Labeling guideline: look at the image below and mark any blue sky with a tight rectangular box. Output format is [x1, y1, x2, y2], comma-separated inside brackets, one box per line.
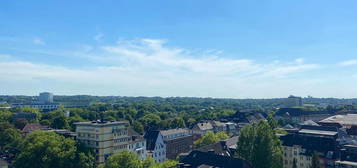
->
[1, 0, 357, 98]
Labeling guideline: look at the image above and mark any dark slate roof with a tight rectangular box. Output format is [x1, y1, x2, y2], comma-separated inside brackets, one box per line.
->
[196, 136, 239, 157]
[280, 126, 339, 158]
[180, 151, 252, 168]
[276, 108, 331, 117]
[144, 130, 160, 150]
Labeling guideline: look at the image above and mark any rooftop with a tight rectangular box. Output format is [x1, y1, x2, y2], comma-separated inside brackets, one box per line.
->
[319, 114, 357, 126]
[299, 129, 337, 136]
[22, 123, 50, 133]
[160, 128, 189, 137]
[195, 122, 213, 131]
[74, 120, 129, 127]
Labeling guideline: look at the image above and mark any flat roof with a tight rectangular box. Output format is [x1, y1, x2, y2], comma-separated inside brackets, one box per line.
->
[299, 129, 337, 136]
[335, 161, 357, 166]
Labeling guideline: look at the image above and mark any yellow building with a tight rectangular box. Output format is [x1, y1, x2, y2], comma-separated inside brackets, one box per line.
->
[75, 120, 131, 164]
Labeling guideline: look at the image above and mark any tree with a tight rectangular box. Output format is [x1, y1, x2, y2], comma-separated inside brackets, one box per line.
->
[169, 117, 185, 128]
[236, 121, 283, 168]
[104, 150, 142, 168]
[194, 131, 229, 148]
[267, 112, 278, 129]
[103, 151, 177, 168]
[51, 115, 69, 129]
[14, 131, 77, 168]
[133, 121, 144, 134]
[0, 109, 12, 122]
[14, 118, 28, 129]
[0, 122, 22, 154]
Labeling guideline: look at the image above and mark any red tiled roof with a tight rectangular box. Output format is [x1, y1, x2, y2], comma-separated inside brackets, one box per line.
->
[21, 123, 49, 133]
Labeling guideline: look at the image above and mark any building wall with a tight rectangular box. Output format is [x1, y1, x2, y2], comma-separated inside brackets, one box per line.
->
[128, 140, 147, 160]
[39, 92, 53, 103]
[165, 135, 193, 160]
[283, 146, 312, 168]
[152, 134, 166, 163]
[76, 122, 130, 164]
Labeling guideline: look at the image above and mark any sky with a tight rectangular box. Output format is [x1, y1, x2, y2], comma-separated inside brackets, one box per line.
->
[1, 0, 357, 98]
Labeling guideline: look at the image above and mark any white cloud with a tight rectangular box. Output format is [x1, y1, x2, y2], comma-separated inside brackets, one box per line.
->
[294, 58, 304, 64]
[0, 38, 324, 98]
[94, 33, 104, 41]
[339, 59, 357, 66]
[33, 37, 45, 45]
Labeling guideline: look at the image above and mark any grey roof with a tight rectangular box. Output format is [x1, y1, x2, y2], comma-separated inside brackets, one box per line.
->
[320, 114, 357, 126]
[299, 129, 338, 136]
[283, 124, 294, 129]
[144, 130, 160, 150]
[299, 120, 319, 126]
[210, 121, 226, 127]
[195, 122, 213, 131]
[160, 128, 189, 136]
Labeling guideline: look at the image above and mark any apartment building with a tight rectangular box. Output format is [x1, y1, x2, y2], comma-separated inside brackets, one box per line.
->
[280, 125, 339, 168]
[75, 120, 132, 164]
[160, 128, 194, 159]
[144, 130, 166, 163]
[127, 128, 147, 160]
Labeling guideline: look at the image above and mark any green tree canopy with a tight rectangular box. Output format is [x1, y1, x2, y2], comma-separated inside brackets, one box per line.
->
[14, 131, 94, 168]
[104, 150, 142, 168]
[194, 131, 229, 148]
[0, 122, 22, 154]
[236, 121, 283, 168]
[103, 151, 178, 168]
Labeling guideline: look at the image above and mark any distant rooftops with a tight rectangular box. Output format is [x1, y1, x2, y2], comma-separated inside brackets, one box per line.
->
[22, 123, 50, 134]
[160, 128, 189, 137]
[74, 120, 129, 126]
[299, 129, 338, 136]
[319, 114, 357, 127]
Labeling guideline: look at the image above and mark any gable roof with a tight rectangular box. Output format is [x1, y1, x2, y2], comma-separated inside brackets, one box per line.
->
[144, 130, 160, 150]
[194, 122, 213, 131]
[21, 123, 49, 133]
[160, 128, 189, 137]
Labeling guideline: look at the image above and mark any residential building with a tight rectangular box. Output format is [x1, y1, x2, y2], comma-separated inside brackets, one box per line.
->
[11, 103, 59, 110]
[75, 120, 131, 164]
[144, 130, 166, 163]
[39, 92, 54, 103]
[192, 121, 240, 136]
[196, 136, 238, 157]
[21, 123, 50, 136]
[160, 128, 194, 159]
[284, 95, 303, 108]
[336, 145, 357, 168]
[210, 121, 227, 132]
[176, 150, 252, 168]
[319, 114, 357, 128]
[276, 107, 333, 123]
[191, 122, 213, 135]
[127, 128, 147, 160]
[280, 125, 340, 168]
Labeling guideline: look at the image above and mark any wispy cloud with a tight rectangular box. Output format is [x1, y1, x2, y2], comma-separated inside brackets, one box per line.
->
[0, 38, 323, 97]
[94, 33, 104, 41]
[339, 59, 357, 66]
[33, 37, 45, 45]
